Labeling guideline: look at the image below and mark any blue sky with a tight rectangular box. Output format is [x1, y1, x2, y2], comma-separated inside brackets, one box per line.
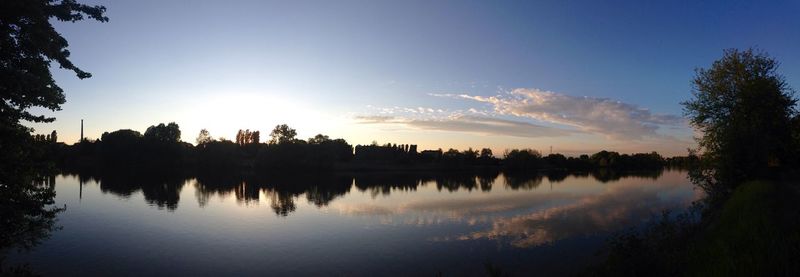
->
[28, 0, 800, 156]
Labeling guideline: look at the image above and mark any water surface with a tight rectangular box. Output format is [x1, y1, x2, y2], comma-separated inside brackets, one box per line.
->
[8, 170, 700, 276]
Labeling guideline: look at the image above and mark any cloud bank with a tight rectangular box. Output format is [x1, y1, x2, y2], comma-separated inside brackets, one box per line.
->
[355, 114, 573, 138]
[459, 88, 684, 140]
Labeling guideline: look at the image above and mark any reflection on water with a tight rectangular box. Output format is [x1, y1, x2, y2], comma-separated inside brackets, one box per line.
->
[9, 170, 700, 276]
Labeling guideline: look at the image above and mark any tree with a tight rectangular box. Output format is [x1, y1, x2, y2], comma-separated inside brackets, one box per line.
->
[480, 148, 493, 158]
[682, 48, 797, 200]
[235, 130, 244, 145]
[243, 129, 252, 145]
[196, 129, 213, 145]
[308, 134, 330, 144]
[50, 130, 57, 143]
[235, 129, 260, 145]
[1, 0, 108, 127]
[1, 3, 107, 238]
[269, 124, 297, 144]
[251, 131, 260, 144]
[462, 147, 478, 159]
[144, 122, 181, 143]
[503, 148, 543, 170]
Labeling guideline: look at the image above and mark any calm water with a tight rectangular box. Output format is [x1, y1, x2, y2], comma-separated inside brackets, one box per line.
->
[8, 170, 700, 276]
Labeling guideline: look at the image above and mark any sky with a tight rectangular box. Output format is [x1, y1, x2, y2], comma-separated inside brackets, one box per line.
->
[26, 0, 800, 156]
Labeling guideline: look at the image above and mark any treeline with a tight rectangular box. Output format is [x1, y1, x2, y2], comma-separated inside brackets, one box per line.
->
[41, 122, 690, 172]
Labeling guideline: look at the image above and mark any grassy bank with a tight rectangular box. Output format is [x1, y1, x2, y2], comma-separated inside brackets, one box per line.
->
[688, 181, 800, 276]
[590, 181, 800, 276]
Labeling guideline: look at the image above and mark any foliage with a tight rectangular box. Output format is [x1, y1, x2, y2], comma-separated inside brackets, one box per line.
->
[1, 2, 105, 272]
[196, 129, 213, 145]
[144, 122, 181, 143]
[55, 123, 673, 172]
[0, 0, 107, 125]
[479, 148, 493, 158]
[591, 49, 800, 276]
[682, 48, 798, 200]
[0, 129, 63, 275]
[269, 124, 297, 144]
[0, 175, 63, 251]
[308, 134, 330, 144]
[99, 129, 142, 164]
[235, 129, 260, 145]
[196, 140, 239, 170]
[256, 137, 353, 170]
[503, 148, 543, 170]
[85, 123, 188, 168]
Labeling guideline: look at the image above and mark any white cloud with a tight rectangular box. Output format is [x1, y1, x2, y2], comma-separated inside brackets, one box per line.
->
[460, 88, 684, 140]
[355, 114, 573, 138]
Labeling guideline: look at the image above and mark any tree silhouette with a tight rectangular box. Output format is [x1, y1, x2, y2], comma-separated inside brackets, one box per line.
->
[269, 124, 297, 144]
[480, 148, 493, 158]
[251, 131, 260, 144]
[235, 129, 260, 145]
[1, 5, 107, 254]
[144, 122, 181, 143]
[682, 48, 798, 200]
[196, 129, 213, 145]
[0, 0, 107, 127]
[503, 148, 543, 170]
[244, 129, 252, 145]
[308, 134, 330, 144]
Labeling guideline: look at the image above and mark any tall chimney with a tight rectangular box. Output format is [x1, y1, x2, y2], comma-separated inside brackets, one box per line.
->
[80, 119, 84, 142]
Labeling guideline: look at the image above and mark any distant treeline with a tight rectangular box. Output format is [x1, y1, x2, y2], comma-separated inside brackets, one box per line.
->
[35, 123, 696, 172]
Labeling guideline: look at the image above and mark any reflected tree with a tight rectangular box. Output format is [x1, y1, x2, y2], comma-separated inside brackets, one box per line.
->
[504, 172, 544, 190]
[477, 170, 500, 192]
[268, 191, 297, 217]
[0, 176, 63, 250]
[74, 169, 188, 211]
[546, 170, 568, 183]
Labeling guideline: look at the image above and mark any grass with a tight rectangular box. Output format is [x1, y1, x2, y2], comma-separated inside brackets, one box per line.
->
[688, 181, 800, 276]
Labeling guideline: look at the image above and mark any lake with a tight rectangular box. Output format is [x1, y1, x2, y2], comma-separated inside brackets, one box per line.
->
[7, 170, 700, 276]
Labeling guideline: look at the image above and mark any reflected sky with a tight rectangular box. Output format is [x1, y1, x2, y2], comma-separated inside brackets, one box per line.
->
[9, 170, 700, 276]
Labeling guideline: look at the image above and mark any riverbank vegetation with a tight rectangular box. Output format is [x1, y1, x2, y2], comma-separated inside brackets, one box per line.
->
[588, 48, 800, 276]
[35, 122, 690, 173]
[0, 1, 108, 275]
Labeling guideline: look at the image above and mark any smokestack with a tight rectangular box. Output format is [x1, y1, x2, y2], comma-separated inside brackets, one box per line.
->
[80, 119, 84, 142]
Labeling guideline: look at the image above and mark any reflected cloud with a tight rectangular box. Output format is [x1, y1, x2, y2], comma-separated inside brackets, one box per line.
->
[454, 177, 700, 247]
[326, 170, 698, 249]
[63, 167, 696, 245]
[334, 190, 578, 218]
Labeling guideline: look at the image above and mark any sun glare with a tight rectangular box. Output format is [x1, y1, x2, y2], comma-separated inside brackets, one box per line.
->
[175, 92, 336, 142]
